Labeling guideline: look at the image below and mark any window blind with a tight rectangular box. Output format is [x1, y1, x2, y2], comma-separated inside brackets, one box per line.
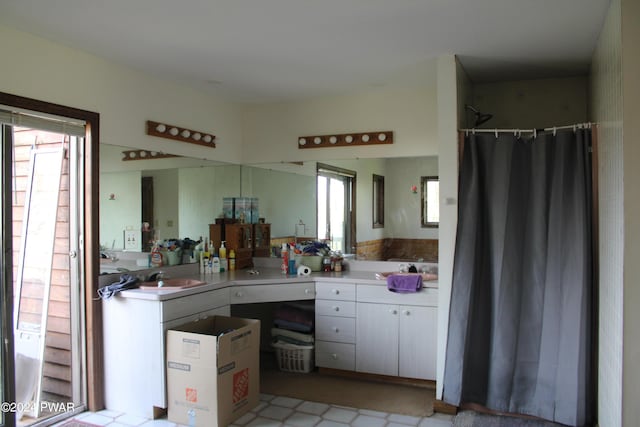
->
[0, 107, 86, 137]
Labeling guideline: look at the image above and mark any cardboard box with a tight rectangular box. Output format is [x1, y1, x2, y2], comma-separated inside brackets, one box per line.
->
[167, 316, 260, 427]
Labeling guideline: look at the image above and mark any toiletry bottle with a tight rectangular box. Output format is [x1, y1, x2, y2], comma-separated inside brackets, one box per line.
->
[150, 241, 163, 267]
[219, 241, 227, 272]
[229, 249, 236, 271]
[288, 245, 297, 275]
[212, 256, 220, 273]
[281, 243, 289, 274]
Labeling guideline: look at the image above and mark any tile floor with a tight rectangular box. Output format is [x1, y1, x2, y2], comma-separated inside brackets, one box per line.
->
[54, 393, 454, 427]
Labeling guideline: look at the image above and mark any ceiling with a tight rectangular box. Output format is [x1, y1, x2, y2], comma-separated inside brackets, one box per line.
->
[0, 0, 610, 104]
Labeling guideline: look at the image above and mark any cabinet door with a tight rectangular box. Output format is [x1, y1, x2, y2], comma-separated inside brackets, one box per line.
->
[252, 223, 271, 256]
[356, 302, 399, 376]
[398, 305, 437, 380]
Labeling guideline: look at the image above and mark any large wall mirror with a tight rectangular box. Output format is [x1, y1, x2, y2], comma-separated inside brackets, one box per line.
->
[99, 144, 438, 270]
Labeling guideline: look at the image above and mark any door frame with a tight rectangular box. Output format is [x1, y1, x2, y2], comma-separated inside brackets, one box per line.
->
[0, 92, 102, 412]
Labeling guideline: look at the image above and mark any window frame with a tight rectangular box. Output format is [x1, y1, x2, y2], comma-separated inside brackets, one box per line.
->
[421, 175, 439, 228]
[372, 174, 384, 228]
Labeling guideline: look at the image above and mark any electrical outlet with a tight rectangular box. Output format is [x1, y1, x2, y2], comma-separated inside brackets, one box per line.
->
[124, 230, 140, 250]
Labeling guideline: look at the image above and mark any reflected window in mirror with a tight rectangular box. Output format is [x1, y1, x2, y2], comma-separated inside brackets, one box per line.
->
[372, 174, 384, 228]
[421, 176, 439, 228]
[317, 163, 356, 253]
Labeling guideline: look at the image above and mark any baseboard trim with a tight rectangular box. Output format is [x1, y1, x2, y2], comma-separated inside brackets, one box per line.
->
[433, 399, 458, 415]
[317, 367, 436, 389]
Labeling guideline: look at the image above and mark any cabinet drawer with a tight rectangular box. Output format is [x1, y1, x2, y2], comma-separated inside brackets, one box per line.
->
[357, 284, 438, 306]
[315, 282, 356, 301]
[316, 315, 356, 343]
[161, 288, 230, 322]
[316, 341, 355, 371]
[230, 283, 315, 304]
[315, 300, 356, 317]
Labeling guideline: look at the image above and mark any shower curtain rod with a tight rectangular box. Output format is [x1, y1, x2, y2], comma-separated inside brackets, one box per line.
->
[460, 122, 594, 136]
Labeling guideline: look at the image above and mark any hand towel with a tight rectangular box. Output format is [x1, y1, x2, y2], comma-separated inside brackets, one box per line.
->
[387, 274, 423, 293]
[98, 274, 140, 299]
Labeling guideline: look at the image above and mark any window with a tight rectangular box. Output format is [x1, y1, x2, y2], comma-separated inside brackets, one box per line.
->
[317, 163, 356, 253]
[372, 174, 384, 228]
[421, 176, 439, 227]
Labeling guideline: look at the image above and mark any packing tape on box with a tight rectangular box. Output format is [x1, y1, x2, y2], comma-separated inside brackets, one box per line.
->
[297, 265, 311, 276]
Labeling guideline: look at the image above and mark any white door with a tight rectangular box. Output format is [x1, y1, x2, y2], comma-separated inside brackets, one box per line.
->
[355, 303, 398, 376]
[398, 305, 437, 380]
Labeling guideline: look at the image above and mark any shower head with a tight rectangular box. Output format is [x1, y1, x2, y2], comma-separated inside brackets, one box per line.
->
[466, 104, 493, 127]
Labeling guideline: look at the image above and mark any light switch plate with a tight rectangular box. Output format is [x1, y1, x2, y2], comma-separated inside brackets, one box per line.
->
[124, 230, 140, 251]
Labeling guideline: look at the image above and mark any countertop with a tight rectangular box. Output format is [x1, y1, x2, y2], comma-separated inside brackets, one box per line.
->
[106, 267, 438, 301]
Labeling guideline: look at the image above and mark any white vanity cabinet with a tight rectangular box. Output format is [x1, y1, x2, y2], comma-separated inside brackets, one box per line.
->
[229, 282, 315, 304]
[355, 285, 437, 380]
[102, 288, 230, 418]
[314, 281, 357, 370]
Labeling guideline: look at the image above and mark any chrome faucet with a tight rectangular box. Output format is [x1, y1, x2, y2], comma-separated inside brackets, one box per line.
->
[147, 271, 167, 282]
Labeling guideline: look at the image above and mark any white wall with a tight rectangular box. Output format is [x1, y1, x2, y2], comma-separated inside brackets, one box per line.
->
[1, 25, 244, 163]
[241, 60, 439, 164]
[386, 157, 438, 240]
[99, 171, 141, 250]
[590, 1, 623, 425]
[472, 77, 589, 129]
[435, 55, 462, 399]
[178, 165, 242, 241]
[621, 0, 640, 425]
[242, 167, 316, 238]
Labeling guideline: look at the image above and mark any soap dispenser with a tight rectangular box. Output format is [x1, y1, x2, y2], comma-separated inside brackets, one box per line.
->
[219, 241, 227, 272]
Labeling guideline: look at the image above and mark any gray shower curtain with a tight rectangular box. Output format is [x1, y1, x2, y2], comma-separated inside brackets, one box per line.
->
[443, 128, 593, 426]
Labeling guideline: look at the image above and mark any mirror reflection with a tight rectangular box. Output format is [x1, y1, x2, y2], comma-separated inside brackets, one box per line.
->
[99, 144, 438, 271]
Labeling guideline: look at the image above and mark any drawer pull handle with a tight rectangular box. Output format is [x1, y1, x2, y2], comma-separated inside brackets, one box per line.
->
[332, 353, 338, 360]
[333, 306, 340, 312]
[332, 289, 340, 295]
[390, 309, 397, 315]
[403, 310, 411, 316]
[305, 289, 313, 294]
[333, 327, 339, 333]
[235, 291, 243, 297]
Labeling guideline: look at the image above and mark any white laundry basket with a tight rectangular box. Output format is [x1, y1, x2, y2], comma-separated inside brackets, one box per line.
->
[272, 341, 315, 373]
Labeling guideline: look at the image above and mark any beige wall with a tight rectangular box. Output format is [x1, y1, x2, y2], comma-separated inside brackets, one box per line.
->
[621, 0, 640, 425]
[241, 60, 439, 165]
[590, 0, 623, 425]
[1, 25, 244, 163]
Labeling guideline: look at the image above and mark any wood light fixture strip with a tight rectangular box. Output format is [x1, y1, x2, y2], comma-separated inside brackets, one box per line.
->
[146, 120, 216, 148]
[298, 131, 393, 149]
[121, 149, 181, 161]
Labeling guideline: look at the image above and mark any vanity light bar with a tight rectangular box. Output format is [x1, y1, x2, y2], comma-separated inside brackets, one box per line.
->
[146, 120, 216, 148]
[121, 150, 181, 161]
[297, 131, 393, 149]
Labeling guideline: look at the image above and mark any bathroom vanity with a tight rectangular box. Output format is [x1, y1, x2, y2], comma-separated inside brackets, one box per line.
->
[101, 264, 438, 418]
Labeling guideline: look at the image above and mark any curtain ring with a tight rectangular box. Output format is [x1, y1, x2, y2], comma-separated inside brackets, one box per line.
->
[533, 129, 537, 139]
[495, 129, 498, 139]
[553, 127, 557, 137]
